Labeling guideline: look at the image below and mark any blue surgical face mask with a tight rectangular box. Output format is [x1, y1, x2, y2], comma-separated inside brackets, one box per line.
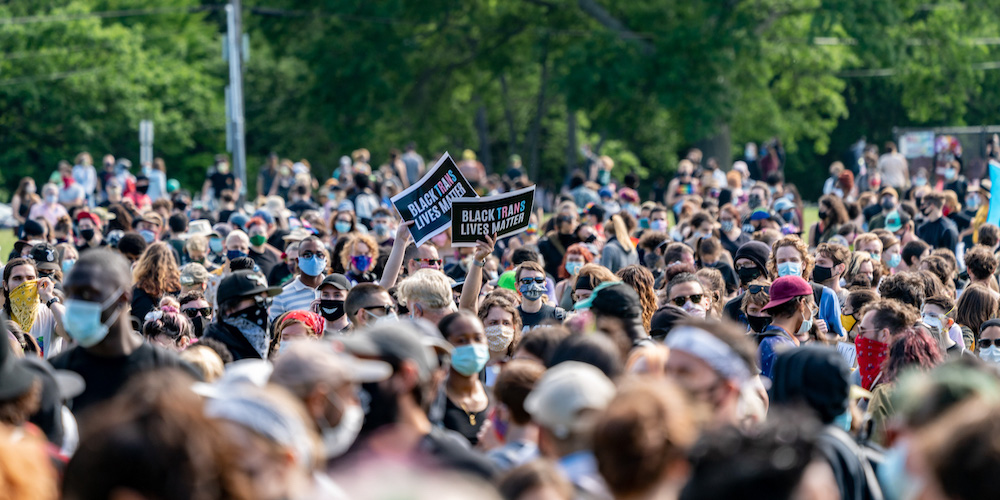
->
[888, 253, 901, 269]
[777, 261, 801, 277]
[139, 229, 156, 244]
[210, 238, 223, 254]
[61, 259, 76, 274]
[450, 344, 490, 376]
[373, 224, 390, 237]
[298, 255, 327, 276]
[565, 262, 583, 276]
[63, 288, 124, 348]
[226, 249, 247, 261]
[650, 220, 668, 232]
[335, 221, 352, 234]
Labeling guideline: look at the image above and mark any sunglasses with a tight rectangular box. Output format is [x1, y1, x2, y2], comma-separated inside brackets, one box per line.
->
[363, 304, 396, 316]
[184, 307, 211, 318]
[416, 258, 443, 266]
[747, 285, 770, 294]
[519, 277, 546, 285]
[671, 294, 703, 307]
[255, 295, 273, 307]
[981, 339, 1000, 349]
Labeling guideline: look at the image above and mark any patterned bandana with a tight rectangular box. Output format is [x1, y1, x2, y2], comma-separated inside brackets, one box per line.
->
[280, 310, 325, 337]
[222, 304, 271, 359]
[9, 280, 39, 334]
[856, 335, 888, 391]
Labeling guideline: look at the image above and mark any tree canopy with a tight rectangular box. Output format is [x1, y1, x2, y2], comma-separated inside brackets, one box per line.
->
[2, 0, 999, 200]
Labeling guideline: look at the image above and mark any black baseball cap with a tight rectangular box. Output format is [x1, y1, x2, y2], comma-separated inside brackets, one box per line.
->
[650, 304, 688, 340]
[217, 270, 283, 305]
[575, 281, 643, 320]
[30, 242, 59, 271]
[320, 273, 351, 291]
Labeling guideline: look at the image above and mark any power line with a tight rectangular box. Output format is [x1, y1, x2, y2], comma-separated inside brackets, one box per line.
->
[0, 5, 223, 26]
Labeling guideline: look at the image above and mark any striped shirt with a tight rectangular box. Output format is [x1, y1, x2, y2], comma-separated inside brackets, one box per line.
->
[269, 276, 321, 321]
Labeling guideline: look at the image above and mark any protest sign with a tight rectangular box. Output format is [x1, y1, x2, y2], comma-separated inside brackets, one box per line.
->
[837, 341, 857, 368]
[391, 152, 478, 247]
[451, 186, 535, 247]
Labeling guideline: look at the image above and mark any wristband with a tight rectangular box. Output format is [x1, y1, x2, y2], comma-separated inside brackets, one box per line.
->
[473, 259, 487, 268]
[45, 297, 61, 307]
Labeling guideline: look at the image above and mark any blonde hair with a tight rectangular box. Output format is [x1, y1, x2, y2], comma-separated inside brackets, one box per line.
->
[397, 269, 453, 309]
[339, 233, 380, 271]
[179, 345, 225, 382]
[185, 234, 208, 254]
[608, 214, 636, 253]
[624, 345, 671, 376]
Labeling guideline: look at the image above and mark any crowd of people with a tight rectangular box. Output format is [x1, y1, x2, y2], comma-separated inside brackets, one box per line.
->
[2, 141, 1000, 500]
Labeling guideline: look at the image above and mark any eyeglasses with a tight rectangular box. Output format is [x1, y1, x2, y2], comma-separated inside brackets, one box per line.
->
[299, 251, 323, 259]
[363, 304, 396, 316]
[748, 285, 770, 294]
[519, 277, 546, 285]
[184, 307, 211, 318]
[416, 258, 443, 266]
[981, 339, 1000, 349]
[671, 294, 703, 307]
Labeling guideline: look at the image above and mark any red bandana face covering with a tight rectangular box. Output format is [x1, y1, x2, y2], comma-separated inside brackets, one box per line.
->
[856, 335, 888, 390]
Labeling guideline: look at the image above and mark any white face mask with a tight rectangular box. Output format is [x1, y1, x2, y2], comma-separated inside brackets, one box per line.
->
[922, 314, 943, 336]
[683, 300, 707, 318]
[321, 396, 364, 459]
[980, 345, 1000, 364]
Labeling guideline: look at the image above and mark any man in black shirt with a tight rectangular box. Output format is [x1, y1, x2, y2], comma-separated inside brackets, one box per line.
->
[916, 192, 958, 251]
[49, 249, 193, 415]
[516, 261, 566, 332]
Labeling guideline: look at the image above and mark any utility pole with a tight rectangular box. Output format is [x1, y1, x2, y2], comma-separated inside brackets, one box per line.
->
[225, 0, 247, 198]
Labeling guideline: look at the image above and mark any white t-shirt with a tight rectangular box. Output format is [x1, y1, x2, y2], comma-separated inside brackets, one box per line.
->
[28, 306, 65, 358]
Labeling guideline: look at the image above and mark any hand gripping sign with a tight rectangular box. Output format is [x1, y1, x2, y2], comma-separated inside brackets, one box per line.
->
[450, 186, 535, 247]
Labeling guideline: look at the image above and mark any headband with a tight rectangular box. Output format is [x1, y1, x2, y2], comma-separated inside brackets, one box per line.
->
[665, 326, 752, 384]
[575, 275, 594, 291]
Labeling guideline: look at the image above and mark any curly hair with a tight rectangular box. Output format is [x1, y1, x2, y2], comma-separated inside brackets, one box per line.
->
[920, 255, 954, 293]
[878, 272, 926, 307]
[339, 233, 380, 272]
[132, 242, 180, 298]
[478, 294, 523, 356]
[844, 251, 878, 288]
[816, 242, 851, 267]
[964, 245, 998, 281]
[819, 195, 849, 225]
[767, 235, 814, 279]
[617, 265, 657, 331]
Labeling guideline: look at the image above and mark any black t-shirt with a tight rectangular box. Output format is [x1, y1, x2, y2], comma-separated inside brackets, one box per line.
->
[442, 397, 487, 446]
[519, 304, 566, 333]
[916, 217, 959, 250]
[249, 248, 280, 278]
[49, 341, 194, 415]
[209, 171, 236, 195]
[268, 262, 294, 287]
[268, 229, 289, 252]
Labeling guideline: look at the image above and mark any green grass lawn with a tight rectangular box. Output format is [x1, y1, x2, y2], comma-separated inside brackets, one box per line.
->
[802, 205, 819, 243]
[0, 229, 18, 261]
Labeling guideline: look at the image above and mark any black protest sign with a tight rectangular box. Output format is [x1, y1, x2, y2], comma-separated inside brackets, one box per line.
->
[391, 152, 478, 246]
[451, 186, 535, 247]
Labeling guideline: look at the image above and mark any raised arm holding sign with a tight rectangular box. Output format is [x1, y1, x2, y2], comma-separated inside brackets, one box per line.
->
[390, 152, 478, 247]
